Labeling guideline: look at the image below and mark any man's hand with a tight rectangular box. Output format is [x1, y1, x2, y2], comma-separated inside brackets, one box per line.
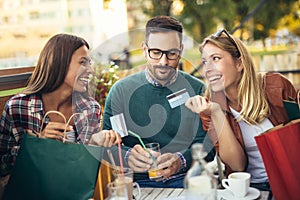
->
[128, 144, 153, 172]
[155, 153, 182, 180]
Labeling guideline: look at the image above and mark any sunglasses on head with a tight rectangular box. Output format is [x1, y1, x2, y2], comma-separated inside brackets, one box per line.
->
[211, 29, 241, 57]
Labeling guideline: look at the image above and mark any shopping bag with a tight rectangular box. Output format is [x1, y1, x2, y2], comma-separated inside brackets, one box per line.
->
[3, 133, 103, 200]
[283, 100, 300, 120]
[255, 119, 300, 200]
[3, 111, 104, 200]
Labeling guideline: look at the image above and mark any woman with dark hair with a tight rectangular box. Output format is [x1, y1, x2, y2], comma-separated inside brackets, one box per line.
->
[185, 29, 297, 191]
[0, 33, 120, 177]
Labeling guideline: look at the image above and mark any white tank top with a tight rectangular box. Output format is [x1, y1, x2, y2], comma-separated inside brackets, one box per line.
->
[230, 107, 274, 183]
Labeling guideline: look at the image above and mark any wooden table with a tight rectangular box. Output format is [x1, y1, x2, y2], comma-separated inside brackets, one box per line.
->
[134, 187, 270, 200]
[134, 188, 184, 199]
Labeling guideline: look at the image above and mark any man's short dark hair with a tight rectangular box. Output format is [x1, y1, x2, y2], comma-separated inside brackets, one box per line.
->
[145, 16, 183, 43]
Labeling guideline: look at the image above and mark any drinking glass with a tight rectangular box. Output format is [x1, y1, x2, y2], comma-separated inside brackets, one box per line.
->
[106, 182, 128, 200]
[145, 142, 162, 180]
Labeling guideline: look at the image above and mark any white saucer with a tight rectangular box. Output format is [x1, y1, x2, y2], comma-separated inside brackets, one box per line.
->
[217, 187, 260, 200]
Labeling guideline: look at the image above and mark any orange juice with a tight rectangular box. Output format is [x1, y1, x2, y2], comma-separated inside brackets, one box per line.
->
[148, 168, 162, 180]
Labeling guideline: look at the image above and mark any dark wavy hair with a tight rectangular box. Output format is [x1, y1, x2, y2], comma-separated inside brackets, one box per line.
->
[23, 33, 89, 95]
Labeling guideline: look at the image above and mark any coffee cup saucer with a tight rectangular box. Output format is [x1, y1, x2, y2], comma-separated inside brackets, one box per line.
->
[217, 187, 260, 200]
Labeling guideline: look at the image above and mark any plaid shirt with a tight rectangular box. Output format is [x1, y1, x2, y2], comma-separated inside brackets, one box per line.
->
[0, 92, 101, 176]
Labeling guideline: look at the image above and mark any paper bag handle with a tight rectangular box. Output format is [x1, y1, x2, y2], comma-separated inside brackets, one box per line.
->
[39, 111, 89, 144]
[39, 111, 67, 137]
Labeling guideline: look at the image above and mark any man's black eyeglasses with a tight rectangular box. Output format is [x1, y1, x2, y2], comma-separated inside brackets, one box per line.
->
[212, 29, 241, 57]
[146, 44, 181, 60]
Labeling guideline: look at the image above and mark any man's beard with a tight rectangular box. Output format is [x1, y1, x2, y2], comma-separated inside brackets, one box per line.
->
[148, 64, 177, 82]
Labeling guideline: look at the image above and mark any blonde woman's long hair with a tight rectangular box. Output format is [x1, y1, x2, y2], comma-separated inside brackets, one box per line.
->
[200, 31, 270, 124]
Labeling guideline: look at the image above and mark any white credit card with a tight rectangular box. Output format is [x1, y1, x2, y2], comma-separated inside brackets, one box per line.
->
[110, 113, 128, 137]
[166, 88, 190, 109]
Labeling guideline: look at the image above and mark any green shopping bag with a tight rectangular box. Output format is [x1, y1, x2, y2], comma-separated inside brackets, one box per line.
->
[3, 133, 103, 200]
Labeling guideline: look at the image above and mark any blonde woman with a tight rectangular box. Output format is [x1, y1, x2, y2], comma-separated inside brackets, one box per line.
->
[185, 29, 297, 191]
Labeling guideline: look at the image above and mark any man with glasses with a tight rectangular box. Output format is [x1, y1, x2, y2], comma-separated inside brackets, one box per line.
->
[102, 16, 214, 188]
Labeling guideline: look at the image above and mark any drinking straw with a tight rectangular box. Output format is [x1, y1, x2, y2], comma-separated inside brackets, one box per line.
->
[106, 149, 119, 178]
[117, 140, 125, 177]
[128, 130, 157, 168]
[128, 130, 147, 149]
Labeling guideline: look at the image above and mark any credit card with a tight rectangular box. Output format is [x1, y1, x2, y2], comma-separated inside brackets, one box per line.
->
[110, 113, 128, 137]
[167, 88, 190, 109]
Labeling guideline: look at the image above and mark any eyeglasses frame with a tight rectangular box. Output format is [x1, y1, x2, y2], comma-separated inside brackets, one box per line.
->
[145, 43, 182, 60]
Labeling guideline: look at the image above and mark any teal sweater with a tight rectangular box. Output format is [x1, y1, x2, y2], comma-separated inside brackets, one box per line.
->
[103, 70, 214, 180]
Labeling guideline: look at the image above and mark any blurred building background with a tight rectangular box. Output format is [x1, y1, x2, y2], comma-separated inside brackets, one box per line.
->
[0, 0, 130, 68]
[0, 0, 299, 74]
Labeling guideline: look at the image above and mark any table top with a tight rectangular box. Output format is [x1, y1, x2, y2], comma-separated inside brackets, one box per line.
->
[137, 188, 184, 199]
[134, 187, 270, 200]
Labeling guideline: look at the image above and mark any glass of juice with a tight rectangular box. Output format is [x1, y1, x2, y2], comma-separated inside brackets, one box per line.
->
[145, 142, 162, 180]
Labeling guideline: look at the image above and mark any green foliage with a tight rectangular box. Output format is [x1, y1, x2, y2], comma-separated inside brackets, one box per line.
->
[278, 1, 300, 36]
[91, 63, 119, 106]
[178, 0, 237, 42]
[128, 0, 173, 16]
[128, 0, 298, 43]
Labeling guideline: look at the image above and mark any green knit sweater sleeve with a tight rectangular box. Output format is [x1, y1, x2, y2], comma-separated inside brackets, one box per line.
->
[102, 71, 214, 174]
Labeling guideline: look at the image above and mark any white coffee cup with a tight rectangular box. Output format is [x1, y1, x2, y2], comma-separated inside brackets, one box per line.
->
[221, 172, 251, 198]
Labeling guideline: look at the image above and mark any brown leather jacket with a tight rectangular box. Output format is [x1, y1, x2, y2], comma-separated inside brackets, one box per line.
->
[201, 73, 298, 176]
